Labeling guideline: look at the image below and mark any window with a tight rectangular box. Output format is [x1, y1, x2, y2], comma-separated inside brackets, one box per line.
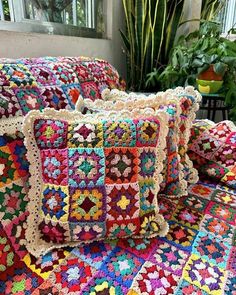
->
[0, 0, 106, 38]
[220, 0, 236, 34]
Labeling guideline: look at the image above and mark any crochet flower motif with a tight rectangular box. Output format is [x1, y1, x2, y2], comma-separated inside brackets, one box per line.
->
[105, 148, 138, 184]
[136, 118, 160, 147]
[183, 256, 224, 294]
[39, 221, 67, 244]
[106, 184, 139, 220]
[103, 119, 136, 147]
[68, 122, 103, 148]
[139, 149, 156, 178]
[68, 148, 105, 188]
[5, 274, 34, 295]
[3, 191, 21, 214]
[42, 186, 68, 221]
[34, 119, 68, 149]
[69, 187, 105, 222]
[41, 149, 68, 186]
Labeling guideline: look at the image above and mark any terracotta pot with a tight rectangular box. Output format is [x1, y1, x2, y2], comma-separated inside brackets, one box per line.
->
[198, 65, 223, 81]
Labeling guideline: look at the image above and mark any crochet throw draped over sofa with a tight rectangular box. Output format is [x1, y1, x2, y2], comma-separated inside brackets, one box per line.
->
[0, 56, 235, 295]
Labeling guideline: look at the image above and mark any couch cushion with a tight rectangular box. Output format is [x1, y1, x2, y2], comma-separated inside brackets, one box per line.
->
[22, 107, 169, 257]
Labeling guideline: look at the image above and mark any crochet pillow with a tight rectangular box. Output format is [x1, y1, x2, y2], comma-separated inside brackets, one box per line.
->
[23, 108, 169, 257]
[189, 120, 236, 189]
[76, 86, 202, 197]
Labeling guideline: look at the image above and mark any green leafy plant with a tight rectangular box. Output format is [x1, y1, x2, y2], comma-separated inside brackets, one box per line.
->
[201, 0, 226, 21]
[150, 21, 236, 120]
[120, 0, 185, 91]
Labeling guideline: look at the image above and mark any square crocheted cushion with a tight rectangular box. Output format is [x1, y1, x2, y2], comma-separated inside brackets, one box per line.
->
[189, 120, 236, 189]
[23, 108, 169, 257]
[76, 86, 202, 198]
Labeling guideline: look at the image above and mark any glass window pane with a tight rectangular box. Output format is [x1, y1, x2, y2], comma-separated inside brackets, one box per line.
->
[1, 0, 11, 21]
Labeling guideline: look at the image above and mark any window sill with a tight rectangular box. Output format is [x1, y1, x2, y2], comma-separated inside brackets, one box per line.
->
[0, 20, 104, 39]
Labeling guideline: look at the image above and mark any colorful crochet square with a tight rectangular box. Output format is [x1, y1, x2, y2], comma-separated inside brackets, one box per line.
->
[0, 64, 36, 87]
[164, 221, 197, 251]
[0, 181, 28, 226]
[0, 87, 23, 118]
[200, 214, 234, 244]
[171, 205, 203, 230]
[67, 122, 103, 148]
[0, 261, 43, 295]
[15, 88, 46, 115]
[23, 108, 168, 257]
[130, 261, 179, 294]
[48, 257, 96, 294]
[206, 201, 236, 225]
[79, 86, 201, 197]
[183, 254, 225, 295]
[192, 232, 231, 268]
[72, 241, 114, 269]
[149, 240, 190, 275]
[189, 120, 236, 189]
[100, 247, 144, 288]
[68, 148, 105, 188]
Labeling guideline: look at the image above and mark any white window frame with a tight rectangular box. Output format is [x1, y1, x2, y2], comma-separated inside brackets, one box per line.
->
[221, 0, 236, 34]
[0, 0, 107, 38]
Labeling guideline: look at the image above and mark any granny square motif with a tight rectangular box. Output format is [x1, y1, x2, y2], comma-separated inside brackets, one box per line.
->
[23, 108, 169, 257]
[77, 86, 202, 197]
[189, 120, 236, 189]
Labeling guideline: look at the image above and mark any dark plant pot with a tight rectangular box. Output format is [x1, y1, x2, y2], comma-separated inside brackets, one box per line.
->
[198, 65, 223, 81]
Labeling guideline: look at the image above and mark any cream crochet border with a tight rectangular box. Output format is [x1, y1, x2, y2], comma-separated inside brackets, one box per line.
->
[76, 86, 201, 187]
[23, 107, 169, 257]
[0, 116, 23, 135]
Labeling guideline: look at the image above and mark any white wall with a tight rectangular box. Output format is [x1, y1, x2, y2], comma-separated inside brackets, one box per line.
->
[0, 1, 126, 77]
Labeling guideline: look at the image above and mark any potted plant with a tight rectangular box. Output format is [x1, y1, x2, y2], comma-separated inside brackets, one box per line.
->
[147, 21, 236, 120]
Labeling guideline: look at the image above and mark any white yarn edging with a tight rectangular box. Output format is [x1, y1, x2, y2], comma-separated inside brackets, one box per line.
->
[0, 116, 23, 135]
[23, 107, 169, 257]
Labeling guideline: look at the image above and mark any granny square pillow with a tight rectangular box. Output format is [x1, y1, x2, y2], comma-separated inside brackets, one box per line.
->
[23, 108, 169, 257]
[189, 120, 236, 189]
[76, 86, 202, 197]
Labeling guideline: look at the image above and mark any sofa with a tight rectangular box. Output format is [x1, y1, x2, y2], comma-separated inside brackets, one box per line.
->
[0, 57, 235, 295]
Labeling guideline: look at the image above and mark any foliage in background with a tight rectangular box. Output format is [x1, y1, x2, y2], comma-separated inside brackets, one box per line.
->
[155, 21, 236, 121]
[201, 0, 226, 21]
[120, 0, 185, 91]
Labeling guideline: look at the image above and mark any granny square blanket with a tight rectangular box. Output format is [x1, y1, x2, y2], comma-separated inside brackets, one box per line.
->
[0, 178, 235, 294]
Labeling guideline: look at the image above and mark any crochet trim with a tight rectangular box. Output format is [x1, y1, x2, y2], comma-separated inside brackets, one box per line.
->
[0, 116, 23, 135]
[23, 108, 169, 257]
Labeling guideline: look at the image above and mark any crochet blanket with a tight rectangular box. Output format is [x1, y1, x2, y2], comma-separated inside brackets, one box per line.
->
[0, 178, 235, 295]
